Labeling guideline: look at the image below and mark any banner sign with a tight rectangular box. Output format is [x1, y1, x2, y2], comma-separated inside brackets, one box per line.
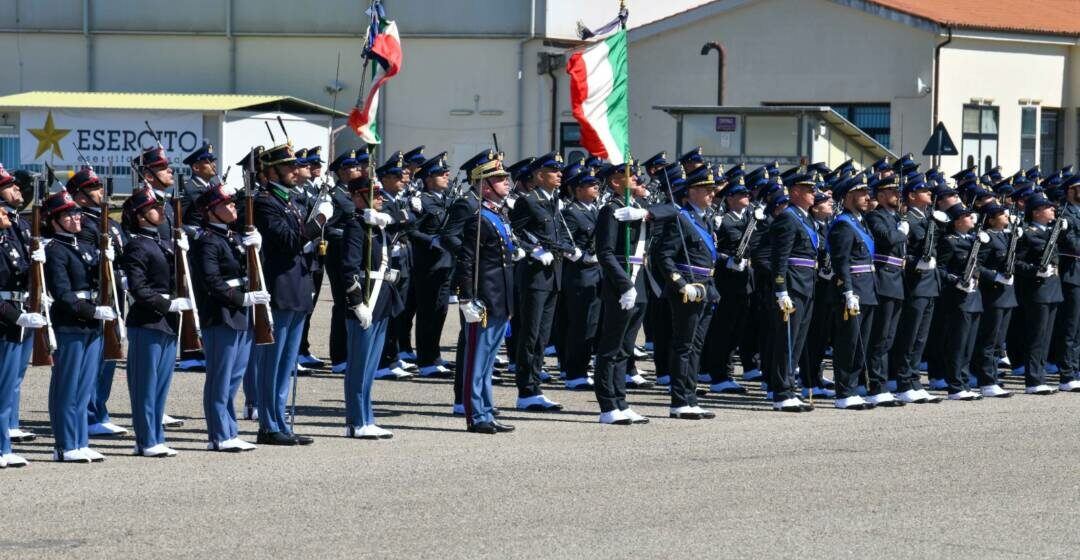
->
[20, 109, 203, 167]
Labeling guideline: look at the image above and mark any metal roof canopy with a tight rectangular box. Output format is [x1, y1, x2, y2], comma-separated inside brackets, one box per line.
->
[653, 105, 896, 161]
[0, 91, 347, 116]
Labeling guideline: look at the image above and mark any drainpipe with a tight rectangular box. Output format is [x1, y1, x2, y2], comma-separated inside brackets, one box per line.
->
[227, 0, 236, 93]
[515, 0, 536, 157]
[932, 27, 952, 167]
[700, 42, 725, 105]
[547, 66, 557, 151]
[84, 0, 94, 91]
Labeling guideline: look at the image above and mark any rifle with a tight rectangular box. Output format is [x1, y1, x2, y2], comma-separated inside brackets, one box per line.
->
[243, 150, 275, 345]
[173, 176, 202, 352]
[101, 177, 125, 360]
[29, 177, 54, 366]
[1038, 216, 1064, 272]
[961, 216, 989, 286]
[734, 203, 766, 261]
[1003, 213, 1021, 278]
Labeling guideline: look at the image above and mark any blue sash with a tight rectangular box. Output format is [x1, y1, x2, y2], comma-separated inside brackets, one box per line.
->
[830, 212, 875, 257]
[481, 208, 514, 252]
[785, 207, 819, 250]
[680, 207, 717, 261]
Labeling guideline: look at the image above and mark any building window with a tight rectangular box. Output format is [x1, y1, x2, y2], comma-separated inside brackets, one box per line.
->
[1040, 108, 1062, 171]
[961, 105, 998, 174]
[1020, 107, 1037, 170]
[830, 104, 891, 149]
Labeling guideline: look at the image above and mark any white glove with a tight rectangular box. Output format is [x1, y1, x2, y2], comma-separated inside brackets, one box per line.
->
[42, 292, 54, 307]
[93, 306, 117, 321]
[30, 245, 46, 263]
[410, 196, 422, 213]
[916, 257, 936, 271]
[314, 200, 334, 223]
[726, 257, 747, 271]
[618, 287, 637, 310]
[679, 283, 705, 303]
[242, 290, 271, 307]
[168, 297, 193, 312]
[176, 231, 190, 253]
[351, 303, 373, 329]
[531, 249, 554, 266]
[776, 291, 795, 314]
[362, 209, 393, 228]
[242, 230, 262, 249]
[568, 247, 583, 262]
[817, 268, 835, 280]
[15, 313, 46, 329]
[994, 273, 1014, 286]
[1061, 219, 1070, 231]
[843, 291, 860, 314]
[897, 221, 910, 236]
[103, 245, 115, 262]
[582, 253, 598, 264]
[713, 215, 724, 230]
[614, 207, 649, 222]
[1037, 265, 1057, 279]
[461, 300, 485, 324]
[512, 248, 526, 261]
[302, 241, 315, 254]
[955, 279, 977, 293]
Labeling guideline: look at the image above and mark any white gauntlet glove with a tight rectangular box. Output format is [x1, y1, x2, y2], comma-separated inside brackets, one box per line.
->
[679, 283, 705, 303]
[93, 306, 117, 321]
[16, 313, 46, 329]
[776, 291, 795, 314]
[362, 209, 393, 228]
[168, 298, 193, 312]
[916, 257, 936, 271]
[531, 249, 554, 266]
[897, 221, 910, 236]
[994, 273, 1014, 286]
[955, 279, 977, 293]
[726, 257, 747, 272]
[618, 287, 637, 310]
[103, 245, 115, 262]
[314, 199, 334, 223]
[351, 303, 373, 329]
[410, 196, 422, 213]
[843, 291, 860, 314]
[242, 230, 263, 249]
[460, 300, 486, 324]
[1037, 265, 1057, 279]
[176, 232, 190, 253]
[613, 207, 649, 222]
[30, 245, 46, 263]
[243, 290, 271, 307]
[568, 247, 583, 262]
[512, 248, 526, 262]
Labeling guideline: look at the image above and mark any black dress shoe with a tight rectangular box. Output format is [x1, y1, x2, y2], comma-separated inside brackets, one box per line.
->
[492, 407, 501, 417]
[876, 399, 906, 407]
[669, 411, 703, 420]
[491, 420, 515, 433]
[10, 433, 35, 443]
[698, 408, 716, 419]
[257, 430, 298, 446]
[467, 422, 497, 434]
[290, 433, 314, 445]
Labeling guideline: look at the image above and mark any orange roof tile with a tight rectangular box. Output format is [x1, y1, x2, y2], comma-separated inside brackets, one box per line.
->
[869, 0, 1080, 36]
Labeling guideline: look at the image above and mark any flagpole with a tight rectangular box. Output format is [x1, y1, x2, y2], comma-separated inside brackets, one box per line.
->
[358, 0, 377, 301]
[620, 0, 631, 276]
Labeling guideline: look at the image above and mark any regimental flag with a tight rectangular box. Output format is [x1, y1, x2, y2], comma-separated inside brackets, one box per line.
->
[567, 29, 629, 166]
[348, 3, 402, 144]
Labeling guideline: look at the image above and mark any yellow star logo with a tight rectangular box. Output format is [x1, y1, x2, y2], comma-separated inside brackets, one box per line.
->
[27, 111, 71, 160]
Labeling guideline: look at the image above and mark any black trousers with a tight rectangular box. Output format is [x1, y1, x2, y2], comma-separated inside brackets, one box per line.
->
[867, 296, 902, 394]
[802, 282, 834, 390]
[941, 307, 979, 393]
[889, 296, 934, 392]
[380, 276, 412, 368]
[768, 289, 814, 401]
[972, 306, 1012, 387]
[1024, 303, 1058, 387]
[594, 299, 645, 412]
[561, 283, 601, 379]
[1005, 302, 1027, 372]
[324, 255, 348, 366]
[414, 267, 452, 366]
[650, 293, 671, 378]
[832, 304, 875, 399]
[396, 278, 417, 355]
[1053, 283, 1080, 381]
[667, 296, 713, 408]
[515, 286, 557, 397]
[924, 301, 948, 382]
[703, 284, 753, 384]
[753, 268, 776, 386]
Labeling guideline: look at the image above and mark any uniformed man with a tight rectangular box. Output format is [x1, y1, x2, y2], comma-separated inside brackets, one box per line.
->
[935, 202, 987, 401]
[66, 167, 129, 438]
[1051, 174, 1080, 392]
[0, 165, 45, 468]
[408, 152, 456, 377]
[971, 202, 1016, 398]
[509, 151, 573, 411]
[373, 152, 416, 380]
[43, 190, 115, 462]
[889, 177, 944, 404]
[864, 174, 908, 406]
[677, 147, 705, 175]
[441, 157, 482, 415]
[559, 167, 603, 391]
[828, 175, 881, 409]
[251, 143, 329, 445]
[180, 142, 218, 224]
[190, 184, 266, 451]
[655, 164, 720, 419]
[324, 149, 365, 374]
[235, 147, 265, 421]
[296, 146, 329, 371]
[340, 176, 402, 439]
[1016, 194, 1065, 395]
[799, 190, 837, 398]
[454, 150, 519, 434]
[396, 147, 426, 362]
[402, 145, 426, 196]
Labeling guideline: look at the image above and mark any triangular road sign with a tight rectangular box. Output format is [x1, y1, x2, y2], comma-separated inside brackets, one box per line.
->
[922, 122, 958, 156]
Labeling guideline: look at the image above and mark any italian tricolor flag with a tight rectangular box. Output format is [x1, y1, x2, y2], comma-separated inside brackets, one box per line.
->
[348, 18, 402, 144]
[567, 29, 629, 165]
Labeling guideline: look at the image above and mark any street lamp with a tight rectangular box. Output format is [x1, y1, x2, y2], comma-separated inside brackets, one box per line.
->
[700, 41, 725, 106]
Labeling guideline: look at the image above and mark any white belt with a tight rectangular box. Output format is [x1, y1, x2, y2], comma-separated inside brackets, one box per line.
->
[358, 269, 400, 283]
[0, 291, 27, 302]
[225, 277, 248, 288]
[74, 290, 100, 300]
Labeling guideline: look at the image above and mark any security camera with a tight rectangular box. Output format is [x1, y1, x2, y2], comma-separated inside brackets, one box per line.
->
[325, 80, 346, 94]
[916, 77, 931, 95]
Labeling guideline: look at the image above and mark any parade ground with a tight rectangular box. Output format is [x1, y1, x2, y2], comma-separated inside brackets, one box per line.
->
[5, 287, 1080, 560]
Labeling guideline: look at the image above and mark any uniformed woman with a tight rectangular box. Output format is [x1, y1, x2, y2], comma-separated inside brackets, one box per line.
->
[340, 177, 402, 439]
[191, 185, 268, 451]
[1015, 194, 1064, 395]
[120, 187, 192, 457]
[0, 165, 45, 468]
[43, 190, 115, 463]
[971, 203, 1016, 398]
[935, 203, 986, 401]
